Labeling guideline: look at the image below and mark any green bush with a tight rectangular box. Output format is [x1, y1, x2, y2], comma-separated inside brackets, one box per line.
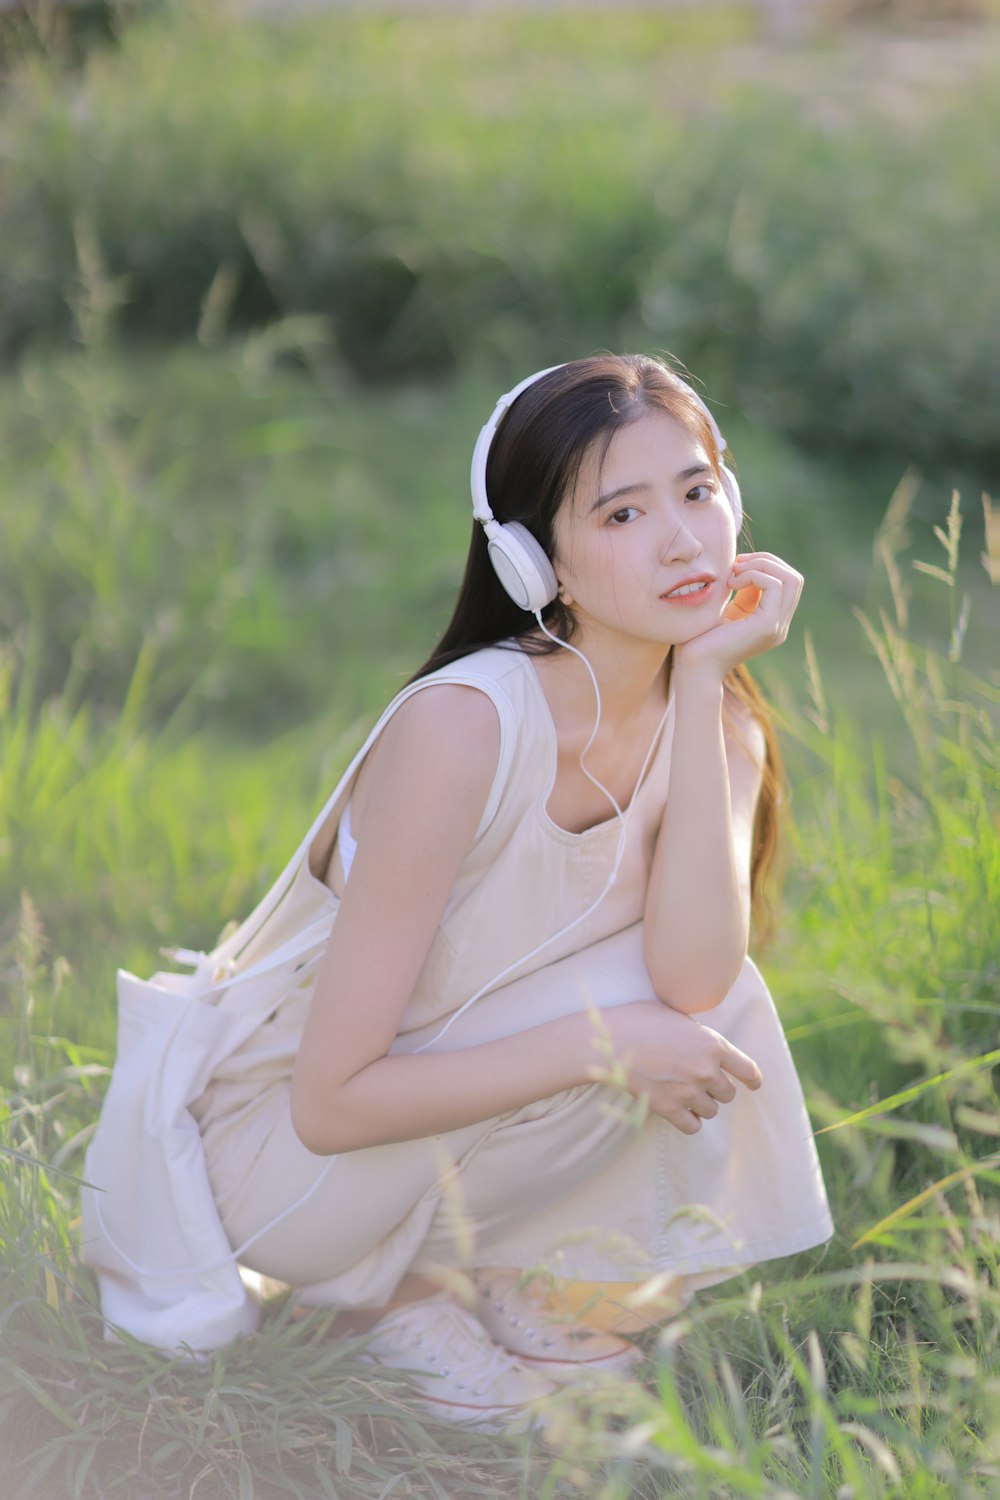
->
[2, 6, 999, 464]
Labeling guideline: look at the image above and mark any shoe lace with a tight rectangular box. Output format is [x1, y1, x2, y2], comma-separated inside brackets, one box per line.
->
[397, 1299, 527, 1395]
[475, 1274, 559, 1341]
[474, 1274, 620, 1352]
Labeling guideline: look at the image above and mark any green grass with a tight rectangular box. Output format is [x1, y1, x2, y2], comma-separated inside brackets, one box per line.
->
[1, 337, 997, 1494]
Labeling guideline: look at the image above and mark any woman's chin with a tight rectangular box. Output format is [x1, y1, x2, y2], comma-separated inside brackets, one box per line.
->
[673, 604, 728, 641]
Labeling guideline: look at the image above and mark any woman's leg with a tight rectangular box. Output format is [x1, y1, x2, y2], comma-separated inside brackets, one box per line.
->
[210, 1076, 648, 1315]
[209, 927, 718, 1328]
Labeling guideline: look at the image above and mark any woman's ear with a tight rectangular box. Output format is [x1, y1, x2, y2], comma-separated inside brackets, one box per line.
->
[557, 581, 574, 608]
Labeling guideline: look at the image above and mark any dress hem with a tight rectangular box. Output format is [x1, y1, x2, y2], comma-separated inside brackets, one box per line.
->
[452, 1213, 835, 1284]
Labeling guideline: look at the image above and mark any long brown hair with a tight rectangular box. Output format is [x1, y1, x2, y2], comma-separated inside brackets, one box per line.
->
[411, 354, 787, 945]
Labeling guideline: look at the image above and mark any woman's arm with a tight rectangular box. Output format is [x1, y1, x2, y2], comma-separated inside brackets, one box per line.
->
[643, 674, 763, 1012]
[292, 682, 509, 1150]
[643, 551, 801, 1012]
[296, 999, 762, 1153]
[291, 683, 761, 1155]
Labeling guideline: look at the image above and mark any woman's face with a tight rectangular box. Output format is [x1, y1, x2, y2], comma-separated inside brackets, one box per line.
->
[551, 407, 738, 651]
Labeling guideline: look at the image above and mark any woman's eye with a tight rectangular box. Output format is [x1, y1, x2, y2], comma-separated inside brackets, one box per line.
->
[608, 505, 640, 525]
[686, 483, 717, 503]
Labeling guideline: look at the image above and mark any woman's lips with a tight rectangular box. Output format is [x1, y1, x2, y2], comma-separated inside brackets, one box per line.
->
[659, 578, 715, 606]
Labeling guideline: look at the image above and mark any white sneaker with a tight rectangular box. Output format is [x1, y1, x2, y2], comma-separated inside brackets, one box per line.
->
[471, 1272, 642, 1383]
[362, 1293, 557, 1429]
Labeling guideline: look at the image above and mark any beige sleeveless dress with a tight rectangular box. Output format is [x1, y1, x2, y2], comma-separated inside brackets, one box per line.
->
[192, 644, 833, 1311]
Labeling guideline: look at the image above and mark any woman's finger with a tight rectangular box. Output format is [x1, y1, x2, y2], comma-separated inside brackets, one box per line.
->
[732, 550, 802, 579]
[725, 570, 799, 635]
[722, 573, 780, 627]
[706, 1074, 738, 1105]
[729, 566, 801, 599]
[717, 1038, 763, 1090]
[731, 556, 803, 598]
[647, 1090, 704, 1135]
[732, 559, 803, 598]
[722, 583, 764, 620]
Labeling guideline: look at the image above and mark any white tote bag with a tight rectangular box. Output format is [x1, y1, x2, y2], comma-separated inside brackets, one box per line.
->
[80, 923, 333, 1352]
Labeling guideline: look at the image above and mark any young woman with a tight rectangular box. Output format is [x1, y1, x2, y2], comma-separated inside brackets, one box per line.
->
[86, 354, 833, 1427]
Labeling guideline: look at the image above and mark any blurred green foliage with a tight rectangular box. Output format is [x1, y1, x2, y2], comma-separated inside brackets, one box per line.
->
[1, 346, 468, 732]
[1, 4, 998, 466]
[3, 342, 991, 741]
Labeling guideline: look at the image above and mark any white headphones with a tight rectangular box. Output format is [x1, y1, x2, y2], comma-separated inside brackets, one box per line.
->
[470, 359, 743, 612]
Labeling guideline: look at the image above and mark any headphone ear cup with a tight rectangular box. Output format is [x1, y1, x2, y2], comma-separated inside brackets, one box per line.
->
[720, 464, 743, 534]
[485, 521, 559, 612]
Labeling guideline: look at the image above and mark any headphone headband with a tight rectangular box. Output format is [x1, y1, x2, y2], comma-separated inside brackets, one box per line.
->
[470, 364, 568, 526]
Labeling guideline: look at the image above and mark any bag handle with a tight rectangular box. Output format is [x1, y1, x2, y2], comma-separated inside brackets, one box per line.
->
[163, 913, 334, 994]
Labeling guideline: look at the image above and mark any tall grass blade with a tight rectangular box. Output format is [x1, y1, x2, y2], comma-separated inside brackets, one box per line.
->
[852, 1152, 1000, 1249]
[817, 1048, 1000, 1134]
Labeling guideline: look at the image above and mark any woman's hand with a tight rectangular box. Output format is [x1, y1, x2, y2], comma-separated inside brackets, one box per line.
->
[673, 550, 804, 682]
[590, 1000, 763, 1136]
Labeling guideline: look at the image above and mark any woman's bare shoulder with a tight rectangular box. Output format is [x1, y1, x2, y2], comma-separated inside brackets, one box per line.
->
[350, 681, 503, 835]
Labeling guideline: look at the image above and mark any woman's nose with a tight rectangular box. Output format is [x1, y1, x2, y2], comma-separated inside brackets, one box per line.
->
[661, 516, 703, 563]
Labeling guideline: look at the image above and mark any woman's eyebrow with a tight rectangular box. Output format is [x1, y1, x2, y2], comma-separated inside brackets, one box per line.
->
[593, 464, 714, 512]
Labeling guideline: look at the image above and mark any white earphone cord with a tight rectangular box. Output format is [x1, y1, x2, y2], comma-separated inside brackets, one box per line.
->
[412, 614, 670, 1052]
[94, 625, 670, 1282]
[93, 1156, 339, 1279]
